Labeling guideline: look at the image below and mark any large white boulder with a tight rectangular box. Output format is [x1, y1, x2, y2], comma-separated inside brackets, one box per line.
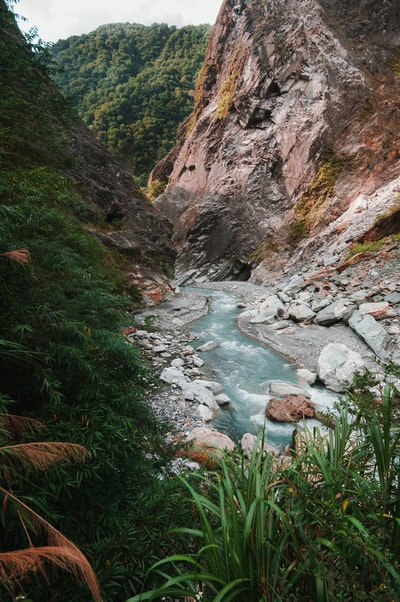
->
[318, 343, 366, 392]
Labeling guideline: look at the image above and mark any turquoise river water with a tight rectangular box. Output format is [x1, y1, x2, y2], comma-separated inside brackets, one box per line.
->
[187, 288, 336, 448]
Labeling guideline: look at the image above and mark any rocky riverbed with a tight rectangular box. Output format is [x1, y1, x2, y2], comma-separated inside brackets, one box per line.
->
[130, 243, 400, 459]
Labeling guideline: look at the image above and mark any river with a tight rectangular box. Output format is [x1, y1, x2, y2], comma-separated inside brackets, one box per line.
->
[187, 288, 336, 448]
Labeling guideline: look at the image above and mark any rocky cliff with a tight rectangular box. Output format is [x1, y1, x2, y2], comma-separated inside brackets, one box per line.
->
[152, 0, 400, 285]
[65, 122, 176, 303]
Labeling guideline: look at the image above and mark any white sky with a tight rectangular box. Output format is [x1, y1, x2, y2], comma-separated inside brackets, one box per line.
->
[15, 0, 223, 43]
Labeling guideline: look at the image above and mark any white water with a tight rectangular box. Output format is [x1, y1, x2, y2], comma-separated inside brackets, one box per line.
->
[187, 288, 337, 448]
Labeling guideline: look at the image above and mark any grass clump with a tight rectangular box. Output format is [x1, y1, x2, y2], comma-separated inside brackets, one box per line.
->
[215, 73, 238, 120]
[289, 153, 344, 245]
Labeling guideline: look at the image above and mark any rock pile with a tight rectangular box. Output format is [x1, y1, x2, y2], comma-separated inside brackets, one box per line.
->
[237, 255, 400, 392]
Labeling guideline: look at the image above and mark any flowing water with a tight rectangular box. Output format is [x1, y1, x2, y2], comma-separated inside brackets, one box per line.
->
[187, 288, 336, 448]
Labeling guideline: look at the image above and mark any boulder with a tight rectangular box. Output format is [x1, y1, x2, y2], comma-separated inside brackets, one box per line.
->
[348, 310, 390, 360]
[269, 381, 309, 398]
[318, 343, 366, 392]
[288, 301, 316, 324]
[187, 427, 235, 458]
[215, 393, 231, 406]
[266, 395, 316, 422]
[193, 379, 224, 394]
[260, 294, 285, 317]
[160, 366, 190, 388]
[313, 298, 356, 326]
[296, 368, 317, 385]
[197, 340, 219, 352]
[283, 274, 306, 296]
[240, 432, 280, 458]
[182, 382, 220, 410]
[358, 301, 390, 320]
[197, 405, 215, 422]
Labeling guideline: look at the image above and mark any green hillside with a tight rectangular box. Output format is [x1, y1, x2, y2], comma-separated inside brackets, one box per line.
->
[52, 23, 211, 186]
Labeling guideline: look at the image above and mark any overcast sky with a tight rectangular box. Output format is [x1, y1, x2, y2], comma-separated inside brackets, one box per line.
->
[15, 0, 223, 43]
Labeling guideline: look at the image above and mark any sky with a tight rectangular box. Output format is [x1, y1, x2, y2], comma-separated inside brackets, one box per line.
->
[15, 0, 223, 43]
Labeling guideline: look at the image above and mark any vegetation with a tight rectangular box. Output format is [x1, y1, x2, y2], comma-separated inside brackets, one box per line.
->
[0, 3, 187, 600]
[215, 73, 238, 120]
[51, 23, 211, 186]
[129, 366, 400, 601]
[289, 153, 344, 245]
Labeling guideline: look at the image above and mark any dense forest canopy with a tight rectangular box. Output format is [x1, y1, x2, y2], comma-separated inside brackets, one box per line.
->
[51, 22, 211, 186]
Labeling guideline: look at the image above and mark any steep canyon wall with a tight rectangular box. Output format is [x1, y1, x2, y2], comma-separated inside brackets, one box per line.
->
[152, 0, 400, 285]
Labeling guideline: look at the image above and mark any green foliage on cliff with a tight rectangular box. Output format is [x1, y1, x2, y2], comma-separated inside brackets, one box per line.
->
[51, 22, 211, 185]
[0, 3, 184, 600]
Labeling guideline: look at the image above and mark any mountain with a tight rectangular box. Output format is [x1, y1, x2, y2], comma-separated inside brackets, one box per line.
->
[1, 4, 177, 303]
[151, 0, 400, 285]
[51, 22, 211, 187]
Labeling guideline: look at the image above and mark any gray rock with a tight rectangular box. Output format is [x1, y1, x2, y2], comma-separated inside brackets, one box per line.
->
[197, 405, 215, 422]
[311, 296, 333, 312]
[249, 310, 276, 325]
[215, 393, 231, 406]
[288, 301, 316, 324]
[318, 343, 366, 392]
[283, 275, 306, 296]
[182, 382, 220, 410]
[160, 366, 190, 387]
[296, 368, 317, 385]
[194, 379, 224, 394]
[385, 292, 400, 305]
[260, 294, 285, 317]
[269, 381, 309, 398]
[314, 298, 357, 326]
[197, 340, 219, 352]
[348, 310, 390, 360]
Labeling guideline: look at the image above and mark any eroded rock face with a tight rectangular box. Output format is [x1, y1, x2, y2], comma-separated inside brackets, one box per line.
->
[66, 123, 176, 303]
[152, 0, 400, 285]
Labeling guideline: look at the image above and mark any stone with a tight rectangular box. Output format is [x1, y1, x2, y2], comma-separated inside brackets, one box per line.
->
[192, 355, 205, 367]
[266, 395, 317, 422]
[260, 294, 285, 317]
[296, 368, 317, 385]
[288, 301, 316, 324]
[240, 432, 280, 458]
[317, 343, 366, 392]
[197, 340, 219, 352]
[160, 366, 190, 387]
[171, 358, 185, 368]
[313, 298, 357, 326]
[197, 405, 215, 422]
[187, 427, 236, 457]
[269, 381, 309, 398]
[249, 310, 276, 324]
[182, 382, 220, 410]
[348, 310, 390, 360]
[215, 393, 231, 406]
[311, 296, 333, 312]
[283, 275, 306, 296]
[194, 379, 224, 394]
[358, 301, 390, 320]
[385, 292, 400, 305]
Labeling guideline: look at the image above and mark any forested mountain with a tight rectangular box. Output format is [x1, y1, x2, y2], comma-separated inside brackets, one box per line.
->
[51, 23, 211, 187]
[0, 2, 180, 600]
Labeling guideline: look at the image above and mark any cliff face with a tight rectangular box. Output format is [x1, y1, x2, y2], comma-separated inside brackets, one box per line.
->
[152, 0, 400, 285]
[65, 122, 176, 302]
